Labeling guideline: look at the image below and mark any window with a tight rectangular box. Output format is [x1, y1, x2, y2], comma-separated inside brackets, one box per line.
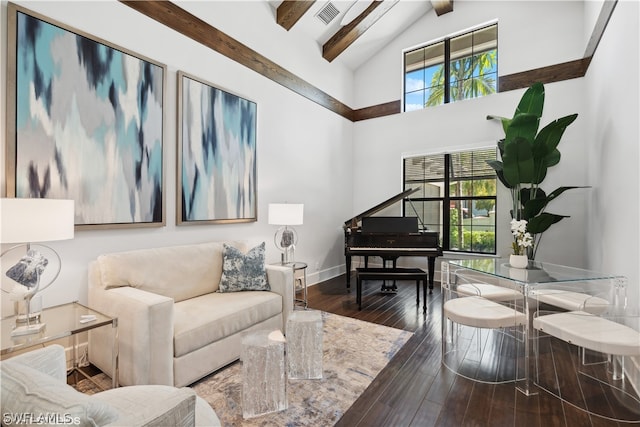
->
[404, 24, 498, 111]
[403, 148, 497, 254]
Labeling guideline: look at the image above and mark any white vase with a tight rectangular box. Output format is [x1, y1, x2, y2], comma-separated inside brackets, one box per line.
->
[509, 254, 528, 269]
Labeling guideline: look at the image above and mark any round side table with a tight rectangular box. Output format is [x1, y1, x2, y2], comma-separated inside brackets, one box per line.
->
[283, 262, 308, 309]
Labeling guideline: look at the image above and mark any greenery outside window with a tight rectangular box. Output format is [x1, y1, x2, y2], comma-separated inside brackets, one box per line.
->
[404, 23, 498, 111]
[403, 148, 497, 254]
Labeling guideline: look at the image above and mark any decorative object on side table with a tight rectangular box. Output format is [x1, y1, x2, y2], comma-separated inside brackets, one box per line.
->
[486, 82, 586, 260]
[268, 203, 304, 264]
[509, 219, 531, 269]
[1, 198, 74, 336]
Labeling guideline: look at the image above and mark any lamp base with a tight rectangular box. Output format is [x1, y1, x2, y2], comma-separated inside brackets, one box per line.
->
[11, 322, 46, 336]
[15, 311, 41, 323]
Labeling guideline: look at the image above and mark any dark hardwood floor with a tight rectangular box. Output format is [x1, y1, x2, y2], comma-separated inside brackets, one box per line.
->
[307, 273, 639, 427]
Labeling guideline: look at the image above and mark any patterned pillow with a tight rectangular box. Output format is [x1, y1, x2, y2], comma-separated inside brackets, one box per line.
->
[219, 242, 269, 292]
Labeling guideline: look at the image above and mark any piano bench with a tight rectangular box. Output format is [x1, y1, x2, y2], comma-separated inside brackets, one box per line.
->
[355, 267, 429, 312]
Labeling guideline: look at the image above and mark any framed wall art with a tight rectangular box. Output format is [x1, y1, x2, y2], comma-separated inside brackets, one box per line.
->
[5, 3, 166, 229]
[177, 71, 257, 224]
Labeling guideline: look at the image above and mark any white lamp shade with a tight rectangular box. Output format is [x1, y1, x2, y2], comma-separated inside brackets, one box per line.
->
[1, 198, 75, 244]
[268, 203, 303, 226]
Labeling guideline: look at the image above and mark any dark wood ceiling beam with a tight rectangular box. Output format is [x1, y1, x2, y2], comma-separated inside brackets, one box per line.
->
[120, 1, 353, 120]
[277, 0, 316, 31]
[121, 0, 616, 123]
[323, 0, 399, 63]
[352, 101, 401, 122]
[431, 0, 453, 16]
[498, 58, 591, 92]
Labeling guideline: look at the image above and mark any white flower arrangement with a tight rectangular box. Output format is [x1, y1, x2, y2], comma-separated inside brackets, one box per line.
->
[510, 219, 533, 256]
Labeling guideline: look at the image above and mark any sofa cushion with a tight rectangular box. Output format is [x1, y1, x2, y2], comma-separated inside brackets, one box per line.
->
[219, 242, 269, 292]
[173, 291, 283, 357]
[1, 361, 119, 426]
[97, 241, 247, 302]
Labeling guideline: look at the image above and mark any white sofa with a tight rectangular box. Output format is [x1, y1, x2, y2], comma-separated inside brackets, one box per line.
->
[1, 344, 220, 426]
[88, 241, 293, 387]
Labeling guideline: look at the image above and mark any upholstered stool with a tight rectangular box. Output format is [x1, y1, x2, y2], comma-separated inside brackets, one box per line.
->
[530, 290, 609, 315]
[444, 295, 527, 329]
[456, 283, 523, 302]
[532, 310, 640, 421]
[442, 296, 527, 384]
[533, 310, 640, 364]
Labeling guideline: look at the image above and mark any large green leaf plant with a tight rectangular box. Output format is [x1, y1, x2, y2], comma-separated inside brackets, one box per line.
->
[487, 82, 585, 259]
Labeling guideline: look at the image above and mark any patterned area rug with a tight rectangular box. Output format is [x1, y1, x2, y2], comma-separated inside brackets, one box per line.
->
[77, 311, 412, 426]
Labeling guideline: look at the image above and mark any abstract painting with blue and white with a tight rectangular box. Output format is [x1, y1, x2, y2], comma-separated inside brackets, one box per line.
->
[14, 11, 164, 225]
[180, 74, 257, 222]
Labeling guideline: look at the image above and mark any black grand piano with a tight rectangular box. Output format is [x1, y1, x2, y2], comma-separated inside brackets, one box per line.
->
[344, 188, 443, 290]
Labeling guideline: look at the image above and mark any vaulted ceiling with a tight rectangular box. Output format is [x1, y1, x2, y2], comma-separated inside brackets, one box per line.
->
[271, 0, 452, 69]
[121, 0, 614, 121]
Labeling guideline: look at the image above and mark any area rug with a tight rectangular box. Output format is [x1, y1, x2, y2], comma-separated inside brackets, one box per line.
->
[77, 311, 412, 426]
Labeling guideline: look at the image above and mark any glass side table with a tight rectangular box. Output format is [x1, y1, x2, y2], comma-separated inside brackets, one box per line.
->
[283, 262, 308, 309]
[1, 301, 119, 389]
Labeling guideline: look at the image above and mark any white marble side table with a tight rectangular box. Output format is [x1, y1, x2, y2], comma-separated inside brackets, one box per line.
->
[286, 309, 323, 379]
[241, 329, 287, 419]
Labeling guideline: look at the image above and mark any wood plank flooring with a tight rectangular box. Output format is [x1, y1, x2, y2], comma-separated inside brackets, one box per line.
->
[307, 273, 639, 427]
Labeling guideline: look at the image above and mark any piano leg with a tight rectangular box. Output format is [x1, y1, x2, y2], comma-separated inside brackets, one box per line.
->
[345, 255, 352, 291]
[427, 256, 435, 293]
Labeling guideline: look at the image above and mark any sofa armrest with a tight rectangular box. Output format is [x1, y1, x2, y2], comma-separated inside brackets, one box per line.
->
[1, 344, 66, 383]
[98, 385, 197, 427]
[266, 265, 294, 327]
[89, 262, 175, 386]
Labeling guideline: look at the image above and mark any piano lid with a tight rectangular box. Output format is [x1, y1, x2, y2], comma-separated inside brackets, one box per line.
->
[344, 187, 419, 229]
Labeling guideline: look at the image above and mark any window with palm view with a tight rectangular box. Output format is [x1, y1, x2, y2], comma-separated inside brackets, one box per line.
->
[404, 24, 498, 111]
[403, 149, 497, 254]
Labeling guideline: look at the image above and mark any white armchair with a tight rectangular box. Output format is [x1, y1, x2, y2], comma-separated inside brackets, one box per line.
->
[0, 345, 220, 426]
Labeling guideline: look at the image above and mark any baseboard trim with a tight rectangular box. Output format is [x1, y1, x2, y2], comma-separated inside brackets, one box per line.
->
[306, 265, 345, 287]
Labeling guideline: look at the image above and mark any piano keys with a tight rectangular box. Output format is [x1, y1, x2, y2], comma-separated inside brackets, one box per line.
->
[344, 188, 443, 290]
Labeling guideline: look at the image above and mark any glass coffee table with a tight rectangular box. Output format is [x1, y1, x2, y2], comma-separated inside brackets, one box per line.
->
[1, 301, 118, 389]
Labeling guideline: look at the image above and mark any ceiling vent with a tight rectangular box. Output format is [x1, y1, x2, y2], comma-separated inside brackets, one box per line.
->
[315, 2, 340, 26]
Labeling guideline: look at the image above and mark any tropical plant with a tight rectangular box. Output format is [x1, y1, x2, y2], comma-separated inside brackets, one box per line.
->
[426, 50, 497, 106]
[486, 82, 584, 259]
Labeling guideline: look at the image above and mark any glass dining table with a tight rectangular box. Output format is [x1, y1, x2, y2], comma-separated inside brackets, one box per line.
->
[441, 258, 628, 396]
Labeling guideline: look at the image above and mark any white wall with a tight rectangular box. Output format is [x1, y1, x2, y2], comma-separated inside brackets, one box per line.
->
[0, 0, 354, 309]
[352, 80, 590, 267]
[354, 0, 585, 109]
[176, 1, 355, 106]
[351, 0, 638, 301]
[585, 0, 640, 310]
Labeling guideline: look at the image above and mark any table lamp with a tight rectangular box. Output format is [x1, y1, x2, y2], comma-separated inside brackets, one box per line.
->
[268, 203, 303, 264]
[1, 198, 74, 336]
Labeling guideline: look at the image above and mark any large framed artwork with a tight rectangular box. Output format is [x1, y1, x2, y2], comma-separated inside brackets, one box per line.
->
[5, 3, 166, 229]
[177, 71, 257, 224]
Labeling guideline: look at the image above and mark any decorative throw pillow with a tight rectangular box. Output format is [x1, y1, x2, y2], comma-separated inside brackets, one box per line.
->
[219, 242, 269, 292]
